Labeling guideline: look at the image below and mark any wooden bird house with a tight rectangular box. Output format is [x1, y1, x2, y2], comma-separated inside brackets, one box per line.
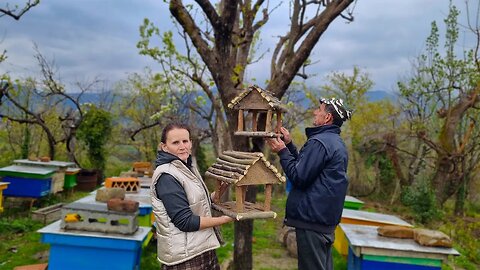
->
[228, 85, 287, 138]
[205, 151, 285, 220]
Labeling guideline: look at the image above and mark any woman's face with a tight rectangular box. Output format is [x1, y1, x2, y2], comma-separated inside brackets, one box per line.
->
[161, 128, 192, 162]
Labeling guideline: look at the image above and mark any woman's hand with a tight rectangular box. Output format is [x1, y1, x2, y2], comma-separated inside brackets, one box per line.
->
[199, 215, 234, 230]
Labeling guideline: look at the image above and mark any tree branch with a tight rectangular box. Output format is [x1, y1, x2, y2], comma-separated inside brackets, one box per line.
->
[169, 0, 216, 68]
[0, 0, 39, 20]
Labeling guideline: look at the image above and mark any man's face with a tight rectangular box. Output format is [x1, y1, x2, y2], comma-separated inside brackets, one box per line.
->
[313, 103, 331, 126]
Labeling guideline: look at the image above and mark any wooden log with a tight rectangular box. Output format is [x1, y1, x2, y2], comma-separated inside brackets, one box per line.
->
[218, 181, 230, 201]
[252, 111, 258, 131]
[236, 186, 244, 212]
[264, 184, 272, 211]
[224, 151, 263, 159]
[207, 167, 243, 179]
[237, 109, 244, 132]
[205, 171, 238, 184]
[219, 154, 258, 165]
[236, 211, 277, 220]
[234, 131, 283, 138]
[213, 181, 221, 204]
[211, 163, 245, 174]
[212, 203, 277, 220]
[276, 111, 282, 133]
[265, 109, 273, 132]
[216, 159, 249, 170]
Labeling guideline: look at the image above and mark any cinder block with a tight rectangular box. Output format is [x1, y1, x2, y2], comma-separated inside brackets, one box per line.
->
[60, 202, 138, 235]
[105, 177, 139, 192]
[133, 162, 152, 176]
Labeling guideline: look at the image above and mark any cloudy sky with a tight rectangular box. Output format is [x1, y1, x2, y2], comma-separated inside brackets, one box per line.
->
[0, 0, 473, 92]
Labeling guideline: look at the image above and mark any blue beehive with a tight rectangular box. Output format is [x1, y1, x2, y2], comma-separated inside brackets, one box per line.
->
[0, 165, 54, 198]
[39, 220, 150, 270]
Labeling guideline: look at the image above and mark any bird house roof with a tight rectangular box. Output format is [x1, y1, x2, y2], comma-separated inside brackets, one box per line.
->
[227, 85, 287, 112]
[205, 151, 286, 186]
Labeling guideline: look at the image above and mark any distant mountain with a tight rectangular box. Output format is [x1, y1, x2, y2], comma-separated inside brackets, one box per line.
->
[366, 90, 396, 102]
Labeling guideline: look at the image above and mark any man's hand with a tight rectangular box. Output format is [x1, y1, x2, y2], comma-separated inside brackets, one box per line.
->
[280, 127, 292, 144]
[266, 136, 286, 153]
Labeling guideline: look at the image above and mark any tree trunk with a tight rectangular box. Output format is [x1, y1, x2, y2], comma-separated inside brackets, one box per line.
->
[21, 124, 30, 159]
[233, 184, 257, 270]
[454, 175, 466, 216]
[432, 91, 479, 205]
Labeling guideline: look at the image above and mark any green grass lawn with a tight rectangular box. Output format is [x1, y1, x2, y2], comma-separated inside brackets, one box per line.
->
[0, 191, 91, 269]
[2, 191, 476, 270]
[140, 194, 347, 270]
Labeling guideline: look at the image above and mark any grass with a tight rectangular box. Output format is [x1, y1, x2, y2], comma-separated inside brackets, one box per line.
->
[0, 217, 48, 269]
[2, 189, 478, 269]
[0, 191, 91, 269]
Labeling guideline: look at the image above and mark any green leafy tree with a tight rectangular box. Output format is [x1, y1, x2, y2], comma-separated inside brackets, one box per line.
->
[397, 1, 480, 211]
[114, 68, 178, 162]
[77, 105, 112, 175]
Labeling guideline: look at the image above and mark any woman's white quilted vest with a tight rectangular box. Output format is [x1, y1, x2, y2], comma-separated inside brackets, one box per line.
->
[150, 160, 220, 266]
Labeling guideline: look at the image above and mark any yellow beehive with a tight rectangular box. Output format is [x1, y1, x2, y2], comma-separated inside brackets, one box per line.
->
[0, 182, 10, 213]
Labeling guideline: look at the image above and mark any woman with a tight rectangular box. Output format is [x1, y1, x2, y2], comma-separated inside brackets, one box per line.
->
[151, 122, 233, 270]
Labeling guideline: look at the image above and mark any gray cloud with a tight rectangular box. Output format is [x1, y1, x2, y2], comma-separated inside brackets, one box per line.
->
[0, 0, 470, 93]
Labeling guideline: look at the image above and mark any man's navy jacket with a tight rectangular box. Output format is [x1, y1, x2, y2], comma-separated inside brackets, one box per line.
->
[278, 124, 349, 234]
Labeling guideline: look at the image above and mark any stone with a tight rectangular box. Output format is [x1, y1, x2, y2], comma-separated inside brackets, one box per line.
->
[377, 225, 414, 239]
[107, 198, 139, 213]
[95, 188, 126, 202]
[414, 228, 452, 248]
[285, 229, 297, 258]
[39, 156, 51, 162]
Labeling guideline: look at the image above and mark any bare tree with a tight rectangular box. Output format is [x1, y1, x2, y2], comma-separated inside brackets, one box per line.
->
[0, 47, 108, 162]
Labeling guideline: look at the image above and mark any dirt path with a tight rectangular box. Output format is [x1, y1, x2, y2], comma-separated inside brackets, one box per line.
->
[253, 248, 297, 270]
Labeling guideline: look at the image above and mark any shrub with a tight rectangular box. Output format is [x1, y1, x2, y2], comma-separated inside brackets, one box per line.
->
[401, 178, 441, 224]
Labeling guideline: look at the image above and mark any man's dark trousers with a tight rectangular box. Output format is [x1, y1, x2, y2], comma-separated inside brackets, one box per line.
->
[296, 228, 335, 270]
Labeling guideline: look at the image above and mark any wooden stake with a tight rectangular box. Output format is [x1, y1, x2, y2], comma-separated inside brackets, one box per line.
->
[265, 110, 273, 132]
[237, 109, 244, 132]
[276, 111, 282, 133]
[236, 186, 244, 212]
[264, 184, 272, 211]
[252, 111, 258, 131]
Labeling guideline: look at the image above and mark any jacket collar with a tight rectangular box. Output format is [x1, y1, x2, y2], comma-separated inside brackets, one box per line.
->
[155, 150, 192, 169]
[305, 124, 341, 138]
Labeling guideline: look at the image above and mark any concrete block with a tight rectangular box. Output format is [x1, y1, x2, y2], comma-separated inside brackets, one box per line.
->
[60, 202, 138, 235]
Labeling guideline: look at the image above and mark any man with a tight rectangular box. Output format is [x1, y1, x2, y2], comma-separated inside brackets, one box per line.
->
[266, 97, 352, 270]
